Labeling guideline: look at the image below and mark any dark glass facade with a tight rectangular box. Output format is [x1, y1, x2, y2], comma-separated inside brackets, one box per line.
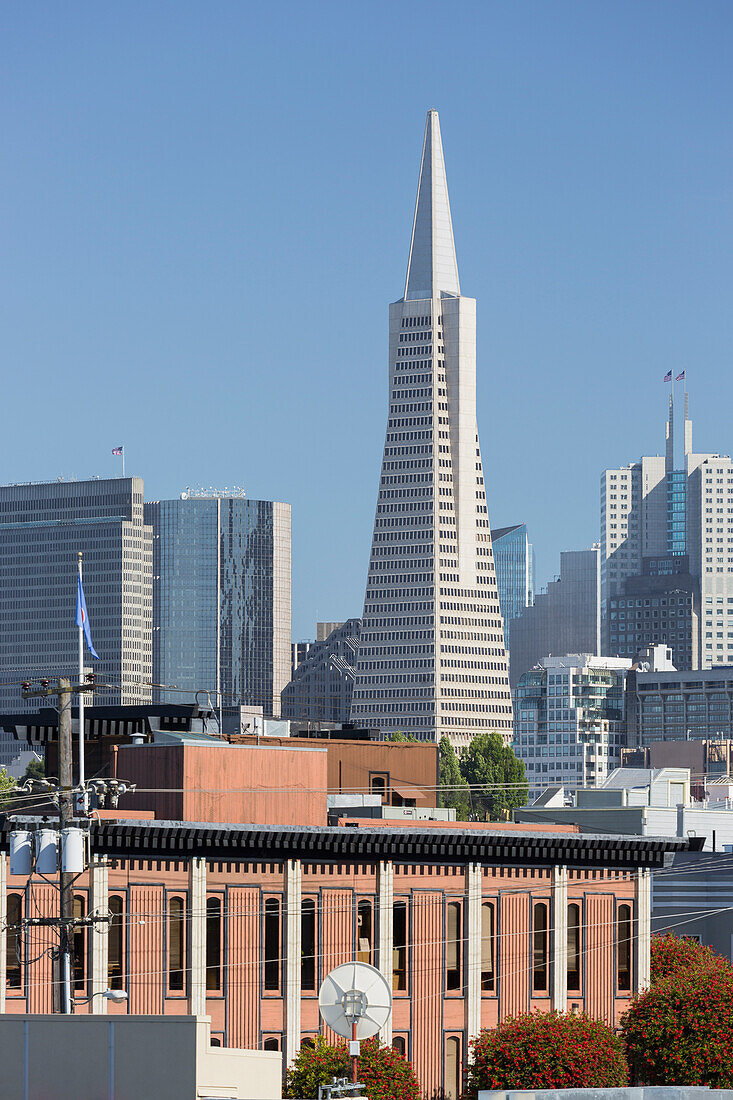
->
[146, 496, 291, 716]
[491, 524, 534, 651]
[0, 478, 152, 713]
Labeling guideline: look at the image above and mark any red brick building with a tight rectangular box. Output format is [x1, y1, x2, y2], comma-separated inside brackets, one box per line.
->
[1, 820, 682, 1099]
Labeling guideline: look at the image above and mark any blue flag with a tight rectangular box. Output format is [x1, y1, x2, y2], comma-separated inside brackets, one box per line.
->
[76, 576, 100, 659]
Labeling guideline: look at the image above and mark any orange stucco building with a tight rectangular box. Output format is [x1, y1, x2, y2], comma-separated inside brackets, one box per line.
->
[1, 820, 683, 1099]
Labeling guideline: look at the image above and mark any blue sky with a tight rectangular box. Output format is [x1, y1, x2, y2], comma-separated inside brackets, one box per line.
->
[2, 2, 732, 639]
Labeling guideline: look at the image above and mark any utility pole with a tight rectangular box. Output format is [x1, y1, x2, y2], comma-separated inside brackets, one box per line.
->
[58, 678, 74, 1014]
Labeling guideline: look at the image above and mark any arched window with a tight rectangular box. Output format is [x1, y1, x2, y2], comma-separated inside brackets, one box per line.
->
[206, 897, 222, 992]
[73, 896, 86, 991]
[264, 898, 281, 992]
[263, 1037, 280, 1051]
[532, 902, 548, 992]
[168, 897, 185, 992]
[446, 902, 462, 991]
[6, 894, 22, 990]
[301, 899, 316, 991]
[617, 904, 632, 991]
[108, 896, 124, 990]
[445, 1036, 461, 1100]
[393, 901, 407, 991]
[392, 1036, 406, 1056]
[357, 900, 372, 965]
[480, 902, 495, 992]
[567, 903, 581, 992]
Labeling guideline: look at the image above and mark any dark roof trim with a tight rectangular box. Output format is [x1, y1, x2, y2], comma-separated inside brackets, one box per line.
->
[13, 819, 687, 870]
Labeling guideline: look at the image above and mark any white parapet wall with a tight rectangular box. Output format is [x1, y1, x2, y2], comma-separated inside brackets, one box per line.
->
[479, 1090, 733, 1100]
[0, 1014, 281, 1100]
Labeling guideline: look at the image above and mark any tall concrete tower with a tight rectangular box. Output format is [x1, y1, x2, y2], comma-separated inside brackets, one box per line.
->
[349, 111, 513, 746]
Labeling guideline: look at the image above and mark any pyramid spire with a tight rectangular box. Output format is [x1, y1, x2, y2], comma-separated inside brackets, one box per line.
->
[404, 110, 461, 301]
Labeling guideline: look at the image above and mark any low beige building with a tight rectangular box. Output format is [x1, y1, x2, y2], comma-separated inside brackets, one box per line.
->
[0, 1014, 281, 1100]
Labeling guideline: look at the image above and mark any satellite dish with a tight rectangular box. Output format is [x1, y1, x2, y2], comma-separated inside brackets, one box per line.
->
[318, 962, 392, 1040]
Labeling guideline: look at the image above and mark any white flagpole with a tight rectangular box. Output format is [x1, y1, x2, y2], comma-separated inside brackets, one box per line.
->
[122, 446, 125, 478]
[78, 552, 86, 805]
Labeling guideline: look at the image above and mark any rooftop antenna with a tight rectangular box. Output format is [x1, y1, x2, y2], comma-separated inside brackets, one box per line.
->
[319, 962, 392, 1084]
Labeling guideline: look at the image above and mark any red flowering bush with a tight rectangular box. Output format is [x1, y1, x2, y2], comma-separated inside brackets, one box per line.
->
[622, 964, 733, 1086]
[463, 1012, 628, 1095]
[650, 932, 731, 985]
[284, 1035, 421, 1100]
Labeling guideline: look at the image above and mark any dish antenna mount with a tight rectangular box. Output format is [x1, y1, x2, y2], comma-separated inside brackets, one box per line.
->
[319, 962, 392, 1081]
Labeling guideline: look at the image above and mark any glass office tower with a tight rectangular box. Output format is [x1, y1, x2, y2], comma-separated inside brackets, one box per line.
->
[491, 524, 534, 651]
[146, 492, 291, 716]
[0, 477, 152, 713]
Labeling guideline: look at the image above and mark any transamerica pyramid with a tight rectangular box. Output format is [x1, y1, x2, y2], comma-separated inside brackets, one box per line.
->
[349, 110, 513, 747]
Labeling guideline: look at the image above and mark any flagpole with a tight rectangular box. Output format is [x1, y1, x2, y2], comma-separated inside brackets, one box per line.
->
[77, 552, 86, 805]
[122, 446, 125, 478]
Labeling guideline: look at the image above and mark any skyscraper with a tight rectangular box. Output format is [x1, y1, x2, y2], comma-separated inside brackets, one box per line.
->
[349, 111, 513, 746]
[509, 547, 601, 689]
[146, 491, 291, 716]
[491, 523, 534, 651]
[0, 477, 152, 712]
[601, 391, 733, 668]
[282, 618, 360, 723]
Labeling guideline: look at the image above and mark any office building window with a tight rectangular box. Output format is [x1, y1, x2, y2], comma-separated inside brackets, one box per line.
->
[445, 1036, 461, 1100]
[6, 894, 22, 990]
[264, 898, 281, 992]
[481, 902, 495, 992]
[108, 896, 124, 990]
[617, 904, 632, 991]
[533, 902, 548, 992]
[567, 903, 581, 992]
[206, 897, 222, 992]
[393, 901, 407, 991]
[301, 899, 317, 991]
[446, 901, 462, 991]
[168, 897, 185, 992]
[73, 896, 86, 992]
[357, 900, 372, 965]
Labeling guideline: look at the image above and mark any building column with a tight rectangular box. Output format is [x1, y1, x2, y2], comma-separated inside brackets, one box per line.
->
[637, 868, 652, 993]
[466, 863, 481, 1045]
[90, 859, 109, 1013]
[552, 865, 568, 1011]
[285, 859, 302, 1067]
[189, 856, 207, 1016]
[0, 852, 6, 1012]
[377, 860, 393, 1043]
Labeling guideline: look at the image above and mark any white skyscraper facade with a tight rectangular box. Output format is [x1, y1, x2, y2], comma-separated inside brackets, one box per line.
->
[349, 111, 513, 746]
[602, 392, 733, 669]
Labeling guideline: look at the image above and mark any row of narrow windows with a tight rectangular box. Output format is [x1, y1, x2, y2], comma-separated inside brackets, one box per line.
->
[5, 896, 633, 999]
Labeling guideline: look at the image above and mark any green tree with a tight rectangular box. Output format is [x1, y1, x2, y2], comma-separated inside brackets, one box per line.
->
[438, 735, 471, 818]
[0, 767, 17, 811]
[22, 755, 45, 782]
[284, 1035, 421, 1100]
[459, 733, 528, 820]
[465, 1012, 628, 1095]
[622, 963, 733, 1086]
[388, 732, 417, 743]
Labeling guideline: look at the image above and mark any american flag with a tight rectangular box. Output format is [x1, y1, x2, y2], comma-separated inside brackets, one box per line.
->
[676, 370, 686, 381]
[663, 371, 672, 382]
[112, 446, 123, 456]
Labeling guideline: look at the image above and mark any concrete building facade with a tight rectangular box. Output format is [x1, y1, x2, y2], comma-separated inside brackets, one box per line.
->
[628, 664, 733, 745]
[509, 548, 601, 689]
[0, 477, 152, 713]
[513, 655, 632, 793]
[282, 619, 360, 723]
[350, 111, 512, 745]
[146, 493, 291, 717]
